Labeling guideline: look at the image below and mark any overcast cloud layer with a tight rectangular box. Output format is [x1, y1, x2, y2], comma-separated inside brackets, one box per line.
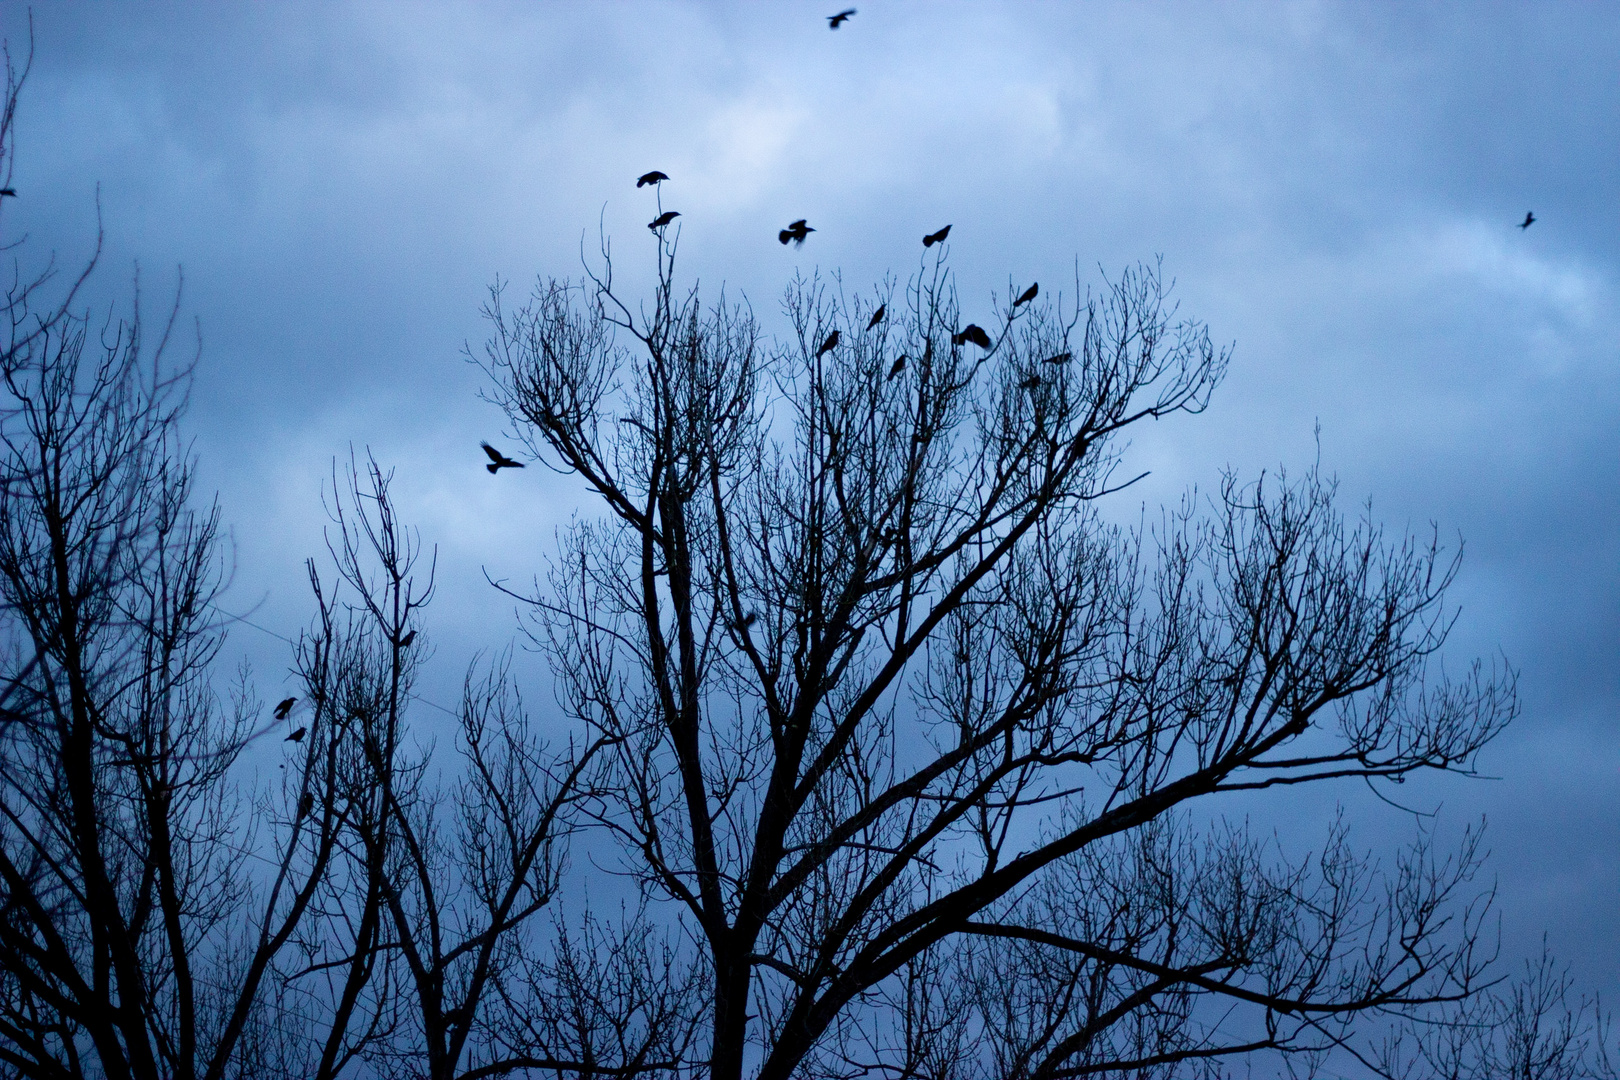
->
[2, 0, 1616, 1002]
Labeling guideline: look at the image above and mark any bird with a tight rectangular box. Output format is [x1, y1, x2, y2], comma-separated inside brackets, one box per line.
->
[274, 697, 297, 720]
[649, 211, 680, 231]
[816, 330, 840, 358]
[482, 442, 525, 473]
[1043, 351, 1072, 365]
[952, 324, 991, 349]
[0, 189, 14, 198]
[1018, 375, 1041, 390]
[888, 354, 907, 379]
[637, 170, 669, 188]
[297, 791, 315, 819]
[866, 305, 886, 330]
[828, 8, 855, 28]
[779, 219, 814, 246]
[1014, 283, 1038, 307]
[398, 630, 417, 648]
[1519, 211, 1535, 230]
[923, 225, 952, 248]
[285, 727, 307, 743]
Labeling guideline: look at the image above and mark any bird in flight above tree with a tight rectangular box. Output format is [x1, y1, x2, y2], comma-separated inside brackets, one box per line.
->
[637, 170, 668, 187]
[1015, 282, 1038, 307]
[828, 8, 855, 28]
[1519, 211, 1535, 229]
[482, 442, 525, 473]
[816, 330, 840, 358]
[953, 324, 991, 349]
[866, 304, 886, 329]
[274, 697, 297, 720]
[649, 210, 680, 231]
[923, 224, 951, 247]
[780, 219, 814, 246]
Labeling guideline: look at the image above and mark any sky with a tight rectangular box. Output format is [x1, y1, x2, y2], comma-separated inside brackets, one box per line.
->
[1, 0, 1616, 1008]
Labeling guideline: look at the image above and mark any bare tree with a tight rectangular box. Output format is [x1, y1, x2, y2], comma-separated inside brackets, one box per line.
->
[476, 227, 1519, 1080]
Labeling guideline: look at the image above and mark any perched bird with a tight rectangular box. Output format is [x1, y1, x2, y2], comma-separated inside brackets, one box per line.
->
[923, 225, 952, 248]
[297, 791, 315, 819]
[888, 354, 907, 379]
[274, 697, 297, 720]
[1018, 375, 1041, 390]
[779, 219, 814, 246]
[285, 727, 307, 743]
[637, 170, 669, 187]
[828, 8, 855, 28]
[1014, 283, 1038, 307]
[816, 330, 840, 358]
[1519, 211, 1535, 230]
[866, 305, 886, 330]
[649, 210, 680, 231]
[398, 630, 417, 648]
[0, 189, 14, 198]
[482, 442, 525, 473]
[952, 324, 991, 349]
[1043, 351, 1072, 365]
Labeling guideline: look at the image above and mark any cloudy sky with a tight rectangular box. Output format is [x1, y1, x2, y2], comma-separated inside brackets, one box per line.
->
[3, 0, 1615, 1003]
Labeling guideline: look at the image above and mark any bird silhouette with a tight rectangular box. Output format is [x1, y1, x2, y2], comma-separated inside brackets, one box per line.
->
[1519, 211, 1535, 230]
[923, 225, 952, 248]
[1043, 351, 1072, 365]
[482, 442, 525, 473]
[0, 189, 14, 198]
[398, 630, 417, 648]
[274, 697, 297, 720]
[637, 170, 669, 188]
[779, 219, 814, 246]
[1018, 375, 1041, 390]
[952, 324, 991, 349]
[297, 791, 315, 819]
[888, 355, 907, 379]
[828, 8, 855, 28]
[285, 727, 307, 743]
[866, 305, 886, 330]
[649, 211, 680, 231]
[816, 330, 840, 358]
[1014, 283, 1038, 307]
[727, 611, 759, 631]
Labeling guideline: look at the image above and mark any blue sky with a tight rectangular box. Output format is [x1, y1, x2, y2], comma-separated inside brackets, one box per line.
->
[3, 0, 1616, 1004]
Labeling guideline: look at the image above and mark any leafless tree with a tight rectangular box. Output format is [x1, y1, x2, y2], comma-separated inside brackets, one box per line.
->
[475, 225, 1519, 1080]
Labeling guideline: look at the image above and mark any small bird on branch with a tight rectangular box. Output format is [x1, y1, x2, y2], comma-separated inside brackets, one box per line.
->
[866, 305, 886, 329]
[0, 189, 14, 198]
[1043, 351, 1072, 365]
[274, 697, 297, 720]
[482, 442, 525, 473]
[816, 330, 840, 358]
[397, 630, 417, 648]
[888, 354, 907, 379]
[923, 225, 951, 247]
[1014, 283, 1038, 307]
[637, 170, 668, 187]
[649, 210, 680, 231]
[285, 727, 307, 743]
[828, 9, 855, 28]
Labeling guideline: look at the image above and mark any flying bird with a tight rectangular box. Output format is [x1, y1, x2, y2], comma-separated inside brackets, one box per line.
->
[779, 219, 814, 246]
[274, 697, 297, 720]
[1519, 211, 1535, 230]
[727, 611, 759, 631]
[952, 324, 991, 349]
[636, 170, 669, 187]
[828, 8, 855, 28]
[816, 330, 840, 358]
[1018, 375, 1041, 390]
[1014, 283, 1038, 308]
[482, 442, 525, 473]
[888, 355, 907, 379]
[866, 305, 886, 330]
[285, 727, 307, 743]
[923, 225, 952, 248]
[0, 189, 14, 198]
[1043, 351, 1072, 365]
[649, 211, 680, 231]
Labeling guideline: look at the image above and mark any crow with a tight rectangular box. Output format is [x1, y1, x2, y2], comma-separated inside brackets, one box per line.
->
[888, 354, 907, 379]
[0, 189, 14, 198]
[285, 727, 307, 743]
[779, 219, 814, 246]
[483, 442, 525, 473]
[923, 225, 952, 248]
[274, 697, 297, 720]
[1018, 375, 1041, 390]
[649, 210, 680, 231]
[867, 304, 886, 329]
[816, 330, 840, 358]
[1043, 351, 1072, 365]
[1519, 211, 1535, 230]
[297, 791, 315, 819]
[637, 170, 669, 187]
[398, 630, 417, 648]
[952, 324, 991, 349]
[727, 611, 759, 631]
[1014, 283, 1038, 307]
[828, 8, 855, 28]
